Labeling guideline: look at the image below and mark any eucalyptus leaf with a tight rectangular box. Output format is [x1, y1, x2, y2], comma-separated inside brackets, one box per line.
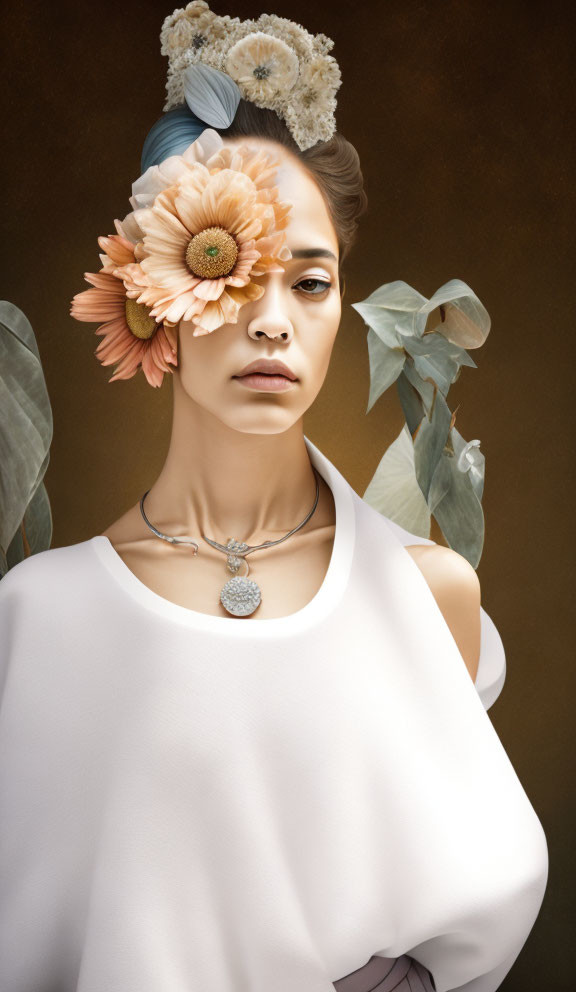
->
[351, 277, 491, 567]
[428, 434, 486, 568]
[405, 332, 477, 397]
[421, 279, 491, 349]
[362, 424, 431, 538]
[351, 302, 405, 349]
[413, 387, 452, 501]
[0, 301, 54, 571]
[353, 279, 428, 320]
[402, 360, 437, 419]
[450, 426, 485, 503]
[366, 327, 405, 413]
[2, 479, 53, 578]
[396, 371, 424, 436]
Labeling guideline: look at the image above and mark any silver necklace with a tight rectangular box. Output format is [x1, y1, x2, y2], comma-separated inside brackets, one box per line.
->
[139, 469, 320, 618]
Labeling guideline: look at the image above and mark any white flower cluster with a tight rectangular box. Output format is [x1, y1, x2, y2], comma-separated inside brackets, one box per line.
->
[160, 1, 342, 150]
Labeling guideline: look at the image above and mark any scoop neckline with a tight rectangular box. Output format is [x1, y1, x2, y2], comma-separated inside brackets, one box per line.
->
[89, 435, 356, 637]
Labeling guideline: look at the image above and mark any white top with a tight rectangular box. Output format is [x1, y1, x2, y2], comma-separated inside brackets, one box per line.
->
[0, 436, 548, 992]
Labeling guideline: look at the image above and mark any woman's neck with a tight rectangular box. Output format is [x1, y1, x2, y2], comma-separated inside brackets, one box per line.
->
[145, 408, 319, 546]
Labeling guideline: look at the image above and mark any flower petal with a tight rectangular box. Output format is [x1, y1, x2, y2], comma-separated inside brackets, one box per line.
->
[192, 290, 241, 333]
[228, 282, 266, 306]
[106, 337, 145, 377]
[191, 277, 227, 301]
[97, 234, 135, 266]
[88, 139, 294, 373]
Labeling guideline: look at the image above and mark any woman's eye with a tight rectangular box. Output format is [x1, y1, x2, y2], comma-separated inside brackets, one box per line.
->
[294, 278, 332, 296]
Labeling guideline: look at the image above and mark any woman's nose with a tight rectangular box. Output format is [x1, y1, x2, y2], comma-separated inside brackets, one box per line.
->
[247, 281, 294, 342]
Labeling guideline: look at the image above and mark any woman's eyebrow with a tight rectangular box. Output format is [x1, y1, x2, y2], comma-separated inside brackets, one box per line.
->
[289, 247, 338, 262]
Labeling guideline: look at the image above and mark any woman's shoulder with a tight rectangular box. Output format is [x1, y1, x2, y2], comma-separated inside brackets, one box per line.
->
[0, 539, 96, 602]
[405, 542, 482, 683]
[98, 499, 142, 547]
[357, 503, 506, 710]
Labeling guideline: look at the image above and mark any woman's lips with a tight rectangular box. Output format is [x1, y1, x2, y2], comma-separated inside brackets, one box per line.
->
[233, 372, 297, 392]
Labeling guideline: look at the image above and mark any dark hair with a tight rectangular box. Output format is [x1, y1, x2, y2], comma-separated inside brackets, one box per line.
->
[141, 101, 368, 289]
[218, 100, 368, 280]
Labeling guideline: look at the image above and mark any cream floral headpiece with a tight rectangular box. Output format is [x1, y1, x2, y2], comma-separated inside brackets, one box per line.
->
[70, 129, 293, 387]
[160, 1, 342, 151]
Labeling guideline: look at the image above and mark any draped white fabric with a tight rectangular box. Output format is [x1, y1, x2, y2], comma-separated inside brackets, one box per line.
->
[0, 437, 547, 992]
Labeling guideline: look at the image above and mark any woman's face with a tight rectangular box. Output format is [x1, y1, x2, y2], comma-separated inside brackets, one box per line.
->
[174, 137, 341, 435]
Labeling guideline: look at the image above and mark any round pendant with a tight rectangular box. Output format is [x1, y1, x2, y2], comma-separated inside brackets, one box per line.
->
[220, 575, 262, 617]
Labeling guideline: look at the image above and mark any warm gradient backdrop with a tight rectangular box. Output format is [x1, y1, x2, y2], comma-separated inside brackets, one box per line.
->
[1, 1, 573, 989]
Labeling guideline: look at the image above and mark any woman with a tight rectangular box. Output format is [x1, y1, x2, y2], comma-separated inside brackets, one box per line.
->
[96, 117, 354, 627]
[0, 5, 547, 992]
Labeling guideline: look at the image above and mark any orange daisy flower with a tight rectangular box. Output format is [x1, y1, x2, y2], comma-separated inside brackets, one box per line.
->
[115, 140, 293, 336]
[70, 234, 178, 388]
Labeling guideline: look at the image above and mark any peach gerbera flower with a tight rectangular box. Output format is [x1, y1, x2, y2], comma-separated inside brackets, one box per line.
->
[70, 234, 178, 388]
[114, 140, 293, 336]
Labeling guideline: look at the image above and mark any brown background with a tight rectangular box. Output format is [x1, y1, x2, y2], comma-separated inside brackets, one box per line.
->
[1, 0, 573, 988]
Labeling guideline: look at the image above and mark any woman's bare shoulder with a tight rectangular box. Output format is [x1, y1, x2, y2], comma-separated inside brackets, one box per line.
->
[404, 544, 482, 682]
[99, 503, 144, 550]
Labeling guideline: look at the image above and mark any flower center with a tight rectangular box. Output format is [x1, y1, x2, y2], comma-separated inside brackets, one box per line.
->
[125, 298, 157, 340]
[253, 63, 272, 79]
[185, 226, 239, 279]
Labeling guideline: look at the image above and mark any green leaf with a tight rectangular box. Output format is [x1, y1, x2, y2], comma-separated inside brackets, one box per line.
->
[0, 301, 54, 572]
[405, 332, 477, 397]
[366, 328, 405, 413]
[421, 278, 491, 349]
[351, 302, 402, 349]
[396, 371, 424, 436]
[362, 424, 431, 538]
[428, 438, 485, 568]
[412, 387, 452, 501]
[352, 278, 491, 566]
